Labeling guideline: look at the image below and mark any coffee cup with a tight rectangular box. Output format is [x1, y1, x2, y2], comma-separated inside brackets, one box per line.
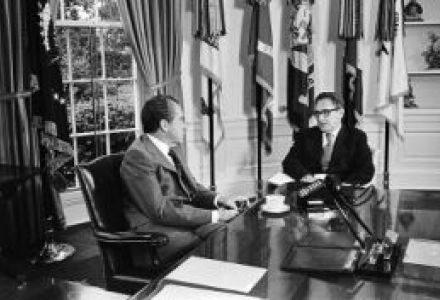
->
[263, 194, 287, 212]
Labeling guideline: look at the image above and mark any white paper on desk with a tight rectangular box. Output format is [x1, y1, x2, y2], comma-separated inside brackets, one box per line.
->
[165, 256, 267, 294]
[267, 172, 294, 186]
[403, 239, 440, 268]
[152, 284, 263, 300]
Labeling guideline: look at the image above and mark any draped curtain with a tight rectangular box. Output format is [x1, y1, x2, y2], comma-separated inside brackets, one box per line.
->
[0, 0, 46, 256]
[0, 0, 32, 167]
[118, 0, 183, 107]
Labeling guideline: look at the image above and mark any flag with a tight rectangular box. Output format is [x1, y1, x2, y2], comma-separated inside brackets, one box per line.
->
[375, 0, 408, 138]
[248, 0, 274, 154]
[339, 0, 364, 129]
[194, 0, 226, 48]
[200, 43, 225, 148]
[195, 1, 226, 149]
[342, 40, 363, 128]
[338, 0, 363, 39]
[287, 0, 313, 130]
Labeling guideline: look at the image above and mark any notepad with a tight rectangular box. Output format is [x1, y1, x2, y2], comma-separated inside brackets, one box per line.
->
[403, 239, 440, 281]
[404, 239, 440, 268]
[165, 256, 267, 293]
[152, 284, 263, 300]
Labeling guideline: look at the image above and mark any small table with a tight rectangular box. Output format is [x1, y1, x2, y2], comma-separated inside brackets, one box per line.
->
[132, 193, 440, 300]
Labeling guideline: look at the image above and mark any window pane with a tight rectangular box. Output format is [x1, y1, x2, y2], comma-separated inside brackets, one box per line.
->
[110, 132, 135, 153]
[70, 28, 102, 79]
[107, 81, 135, 130]
[63, 84, 73, 133]
[104, 28, 132, 78]
[98, 0, 120, 21]
[73, 82, 105, 133]
[55, 28, 69, 80]
[77, 135, 106, 163]
[64, 0, 96, 20]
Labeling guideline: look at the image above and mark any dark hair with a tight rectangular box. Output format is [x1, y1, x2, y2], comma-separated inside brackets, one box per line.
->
[141, 94, 179, 133]
[315, 92, 344, 108]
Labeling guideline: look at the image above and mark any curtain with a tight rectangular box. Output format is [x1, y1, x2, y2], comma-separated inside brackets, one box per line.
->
[0, 0, 31, 167]
[0, 0, 46, 255]
[118, 0, 183, 106]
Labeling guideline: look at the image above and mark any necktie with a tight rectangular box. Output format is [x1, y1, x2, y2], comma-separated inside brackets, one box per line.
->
[321, 133, 334, 172]
[168, 149, 191, 198]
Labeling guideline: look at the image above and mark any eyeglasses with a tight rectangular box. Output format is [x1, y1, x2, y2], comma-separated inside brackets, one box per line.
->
[312, 108, 339, 118]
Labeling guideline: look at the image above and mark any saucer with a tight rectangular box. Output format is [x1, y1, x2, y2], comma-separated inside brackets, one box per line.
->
[261, 203, 290, 214]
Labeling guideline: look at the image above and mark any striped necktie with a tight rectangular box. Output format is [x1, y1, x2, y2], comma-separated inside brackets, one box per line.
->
[321, 133, 334, 172]
[168, 149, 191, 198]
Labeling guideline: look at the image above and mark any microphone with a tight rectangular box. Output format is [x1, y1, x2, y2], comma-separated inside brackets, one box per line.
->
[297, 179, 325, 198]
[324, 174, 342, 191]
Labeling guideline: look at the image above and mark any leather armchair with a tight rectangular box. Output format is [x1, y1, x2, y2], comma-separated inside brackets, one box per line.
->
[75, 153, 169, 294]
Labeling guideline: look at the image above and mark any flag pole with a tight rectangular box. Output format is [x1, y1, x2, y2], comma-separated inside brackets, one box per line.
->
[208, 78, 216, 191]
[384, 120, 390, 190]
[257, 86, 263, 200]
[252, 4, 263, 200]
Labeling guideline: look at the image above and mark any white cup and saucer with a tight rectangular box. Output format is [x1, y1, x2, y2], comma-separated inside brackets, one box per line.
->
[261, 194, 290, 214]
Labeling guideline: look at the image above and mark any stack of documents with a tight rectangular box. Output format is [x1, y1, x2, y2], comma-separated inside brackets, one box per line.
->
[403, 238, 440, 281]
[165, 256, 267, 294]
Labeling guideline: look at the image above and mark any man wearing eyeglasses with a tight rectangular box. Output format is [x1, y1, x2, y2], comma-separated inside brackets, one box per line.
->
[282, 92, 374, 186]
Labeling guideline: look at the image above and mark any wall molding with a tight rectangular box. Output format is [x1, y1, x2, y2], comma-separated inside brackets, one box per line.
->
[390, 110, 440, 189]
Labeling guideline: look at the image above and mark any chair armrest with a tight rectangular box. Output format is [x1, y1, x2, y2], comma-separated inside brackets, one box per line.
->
[95, 230, 169, 247]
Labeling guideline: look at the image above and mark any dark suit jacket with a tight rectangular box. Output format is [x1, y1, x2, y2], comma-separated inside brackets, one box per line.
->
[120, 135, 219, 264]
[282, 126, 374, 185]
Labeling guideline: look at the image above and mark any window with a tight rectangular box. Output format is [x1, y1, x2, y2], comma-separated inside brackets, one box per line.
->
[54, 0, 137, 188]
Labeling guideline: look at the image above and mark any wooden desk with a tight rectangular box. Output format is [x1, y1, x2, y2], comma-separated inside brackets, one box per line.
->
[132, 195, 440, 300]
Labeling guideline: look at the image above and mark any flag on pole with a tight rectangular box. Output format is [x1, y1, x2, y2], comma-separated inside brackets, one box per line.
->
[200, 42, 225, 148]
[194, 0, 226, 48]
[375, 0, 408, 138]
[287, 0, 313, 130]
[338, 0, 363, 39]
[342, 40, 363, 128]
[339, 0, 364, 129]
[195, 1, 226, 148]
[248, 0, 274, 154]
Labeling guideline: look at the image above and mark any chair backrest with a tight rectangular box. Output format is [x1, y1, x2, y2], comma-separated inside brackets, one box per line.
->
[76, 153, 128, 232]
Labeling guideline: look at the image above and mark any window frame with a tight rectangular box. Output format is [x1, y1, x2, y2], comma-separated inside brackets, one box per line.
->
[55, 0, 140, 190]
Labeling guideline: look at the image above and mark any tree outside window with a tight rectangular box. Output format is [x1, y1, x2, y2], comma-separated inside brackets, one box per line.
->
[54, 0, 137, 188]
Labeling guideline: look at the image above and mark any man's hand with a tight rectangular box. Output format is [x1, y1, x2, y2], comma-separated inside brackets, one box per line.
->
[300, 174, 317, 183]
[216, 195, 238, 210]
[218, 208, 238, 222]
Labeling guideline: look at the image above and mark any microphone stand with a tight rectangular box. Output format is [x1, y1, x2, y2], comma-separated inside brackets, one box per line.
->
[325, 178, 400, 276]
[326, 182, 375, 251]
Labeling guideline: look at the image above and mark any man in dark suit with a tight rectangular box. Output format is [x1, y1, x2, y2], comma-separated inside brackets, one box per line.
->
[282, 92, 374, 186]
[120, 94, 238, 266]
